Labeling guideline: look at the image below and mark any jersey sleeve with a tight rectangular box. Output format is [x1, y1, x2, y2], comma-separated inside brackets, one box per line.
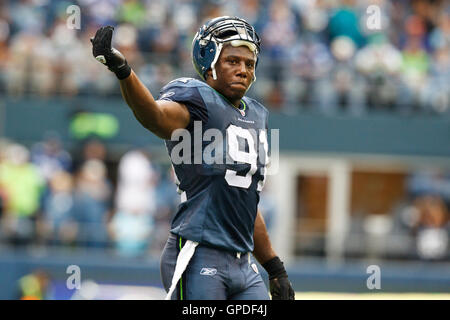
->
[157, 79, 208, 130]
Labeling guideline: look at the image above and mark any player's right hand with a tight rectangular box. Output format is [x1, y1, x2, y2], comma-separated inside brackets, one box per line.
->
[90, 26, 131, 80]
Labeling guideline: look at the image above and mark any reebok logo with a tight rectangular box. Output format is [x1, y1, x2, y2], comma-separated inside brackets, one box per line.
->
[200, 268, 217, 276]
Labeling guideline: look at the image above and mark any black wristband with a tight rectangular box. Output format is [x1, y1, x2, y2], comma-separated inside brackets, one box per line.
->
[112, 63, 131, 80]
[262, 256, 288, 280]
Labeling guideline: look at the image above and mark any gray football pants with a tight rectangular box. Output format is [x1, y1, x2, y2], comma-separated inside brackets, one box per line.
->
[160, 233, 270, 300]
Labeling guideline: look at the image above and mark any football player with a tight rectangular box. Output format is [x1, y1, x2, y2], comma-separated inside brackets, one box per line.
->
[91, 16, 295, 300]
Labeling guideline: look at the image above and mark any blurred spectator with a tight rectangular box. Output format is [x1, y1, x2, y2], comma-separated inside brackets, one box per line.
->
[71, 159, 111, 248]
[327, 0, 365, 48]
[109, 149, 157, 257]
[72, 138, 108, 172]
[82, 139, 107, 161]
[0, 143, 45, 245]
[402, 169, 450, 260]
[408, 169, 450, 202]
[290, 33, 333, 109]
[36, 170, 77, 246]
[327, 35, 365, 112]
[0, 0, 448, 114]
[414, 195, 449, 260]
[0, 0, 449, 264]
[355, 33, 403, 111]
[261, 0, 298, 85]
[422, 45, 450, 113]
[398, 15, 430, 112]
[117, 0, 147, 27]
[17, 269, 52, 300]
[30, 132, 72, 182]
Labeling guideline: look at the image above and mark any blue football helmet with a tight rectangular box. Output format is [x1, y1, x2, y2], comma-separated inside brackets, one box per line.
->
[192, 16, 261, 82]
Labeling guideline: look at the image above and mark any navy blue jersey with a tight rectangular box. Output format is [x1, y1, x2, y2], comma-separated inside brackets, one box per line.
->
[158, 78, 269, 253]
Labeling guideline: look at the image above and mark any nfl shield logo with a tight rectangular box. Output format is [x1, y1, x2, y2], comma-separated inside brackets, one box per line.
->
[240, 109, 245, 116]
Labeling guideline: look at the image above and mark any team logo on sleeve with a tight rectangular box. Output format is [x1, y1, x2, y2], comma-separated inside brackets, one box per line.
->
[160, 91, 175, 100]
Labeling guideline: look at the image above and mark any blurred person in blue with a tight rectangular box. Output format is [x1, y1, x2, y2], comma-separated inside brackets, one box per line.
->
[90, 16, 294, 300]
[30, 132, 72, 182]
[259, 0, 299, 109]
[36, 170, 77, 247]
[290, 32, 333, 109]
[71, 159, 111, 248]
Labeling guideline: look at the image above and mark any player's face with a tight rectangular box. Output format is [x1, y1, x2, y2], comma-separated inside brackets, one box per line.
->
[207, 44, 256, 106]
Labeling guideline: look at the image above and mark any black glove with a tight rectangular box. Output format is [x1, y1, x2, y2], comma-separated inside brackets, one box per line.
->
[262, 256, 295, 300]
[90, 26, 131, 80]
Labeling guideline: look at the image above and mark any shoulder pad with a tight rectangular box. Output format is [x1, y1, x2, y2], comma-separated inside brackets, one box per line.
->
[163, 77, 206, 89]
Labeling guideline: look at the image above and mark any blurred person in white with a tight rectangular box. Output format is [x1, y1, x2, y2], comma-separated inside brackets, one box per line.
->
[36, 170, 77, 246]
[355, 33, 403, 111]
[71, 159, 111, 248]
[4, 0, 54, 95]
[325, 35, 367, 113]
[6, 31, 54, 96]
[113, 23, 145, 75]
[403, 169, 450, 260]
[47, 16, 87, 96]
[414, 195, 449, 261]
[0, 143, 45, 246]
[109, 149, 158, 257]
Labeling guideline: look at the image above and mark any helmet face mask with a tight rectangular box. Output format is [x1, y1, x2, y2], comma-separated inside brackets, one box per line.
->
[192, 16, 261, 82]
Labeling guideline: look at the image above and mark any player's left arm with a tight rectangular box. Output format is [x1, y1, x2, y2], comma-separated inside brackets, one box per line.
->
[253, 210, 295, 300]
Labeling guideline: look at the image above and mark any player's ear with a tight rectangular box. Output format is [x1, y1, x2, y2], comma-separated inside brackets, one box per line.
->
[205, 69, 212, 80]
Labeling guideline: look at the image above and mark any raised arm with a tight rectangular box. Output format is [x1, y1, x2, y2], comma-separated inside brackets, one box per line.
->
[253, 210, 295, 300]
[118, 71, 190, 139]
[90, 26, 190, 140]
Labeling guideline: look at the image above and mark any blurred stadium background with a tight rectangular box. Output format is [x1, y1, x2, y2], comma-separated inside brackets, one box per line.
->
[0, 0, 449, 300]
